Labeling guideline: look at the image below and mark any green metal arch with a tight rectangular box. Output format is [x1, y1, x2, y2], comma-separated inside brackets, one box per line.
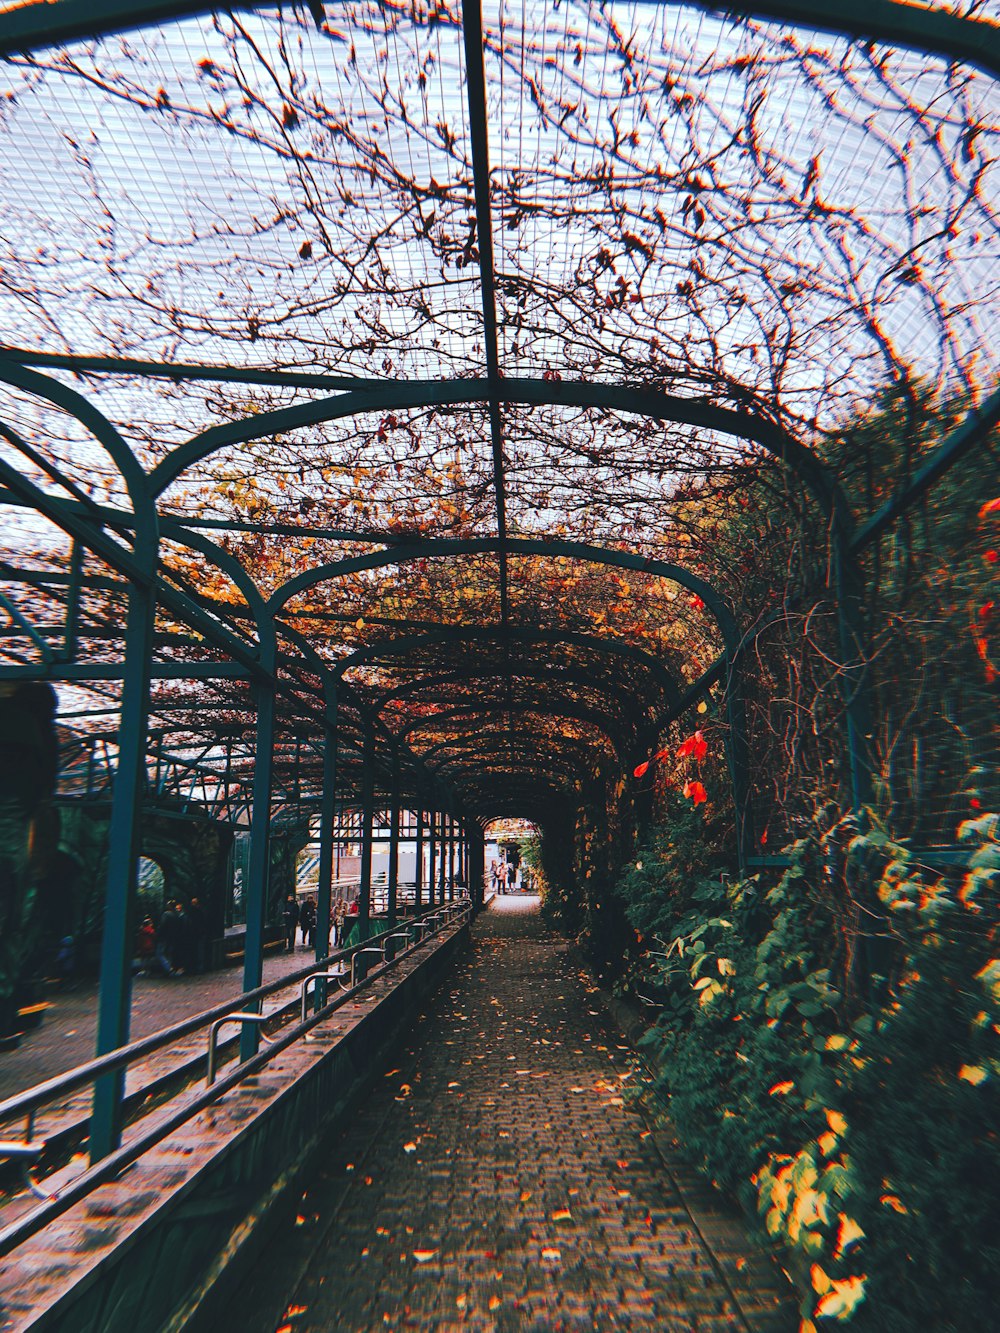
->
[1, 0, 996, 80]
[331, 625, 684, 706]
[270, 536, 738, 656]
[151, 377, 846, 530]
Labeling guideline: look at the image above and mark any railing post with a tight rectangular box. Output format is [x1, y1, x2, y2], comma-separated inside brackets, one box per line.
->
[89, 578, 155, 1163]
[440, 814, 450, 901]
[358, 718, 375, 934]
[387, 745, 400, 929]
[428, 808, 438, 907]
[240, 677, 276, 1061]
[414, 805, 424, 910]
[315, 688, 338, 977]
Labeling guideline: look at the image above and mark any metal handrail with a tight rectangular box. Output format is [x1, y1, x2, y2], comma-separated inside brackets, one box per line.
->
[299, 967, 350, 1022]
[0, 903, 459, 1132]
[0, 898, 473, 1259]
[206, 1013, 272, 1086]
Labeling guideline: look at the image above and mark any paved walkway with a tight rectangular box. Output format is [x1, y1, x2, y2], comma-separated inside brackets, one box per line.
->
[227, 897, 794, 1333]
[0, 944, 316, 1101]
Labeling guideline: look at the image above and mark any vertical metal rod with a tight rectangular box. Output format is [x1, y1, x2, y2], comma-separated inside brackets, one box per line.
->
[315, 692, 338, 973]
[387, 746, 400, 929]
[426, 810, 437, 906]
[722, 653, 755, 874]
[440, 814, 449, 901]
[60, 537, 84, 662]
[89, 580, 155, 1163]
[414, 805, 424, 910]
[240, 679, 276, 1061]
[358, 719, 375, 934]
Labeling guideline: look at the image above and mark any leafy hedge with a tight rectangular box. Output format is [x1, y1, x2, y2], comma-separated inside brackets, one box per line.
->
[616, 809, 1000, 1331]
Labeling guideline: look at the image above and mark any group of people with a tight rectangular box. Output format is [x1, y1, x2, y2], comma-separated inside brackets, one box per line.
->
[490, 859, 517, 895]
[134, 896, 209, 977]
[282, 893, 359, 951]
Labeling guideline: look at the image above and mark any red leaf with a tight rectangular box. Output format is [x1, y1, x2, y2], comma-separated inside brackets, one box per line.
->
[979, 497, 1000, 518]
[985, 550, 998, 564]
[633, 761, 650, 779]
[683, 779, 707, 805]
[688, 594, 705, 611]
[677, 730, 708, 762]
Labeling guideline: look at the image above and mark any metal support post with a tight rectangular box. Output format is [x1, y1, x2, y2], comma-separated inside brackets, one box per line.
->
[441, 814, 450, 901]
[315, 691, 338, 976]
[414, 805, 424, 910]
[89, 580, 155, 1163]
[387, 746, 400, 929]
[240, 678, 276, 1061]
[358, 719, 375, 933]
[428, 810, 437, 907]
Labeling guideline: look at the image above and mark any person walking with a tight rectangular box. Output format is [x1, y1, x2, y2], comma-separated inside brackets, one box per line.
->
[282, 894, 299, 950]
[299, 896, 316, 948]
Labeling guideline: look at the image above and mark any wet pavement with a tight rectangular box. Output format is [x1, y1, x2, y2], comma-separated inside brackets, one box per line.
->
[226, 896, 794, 1333]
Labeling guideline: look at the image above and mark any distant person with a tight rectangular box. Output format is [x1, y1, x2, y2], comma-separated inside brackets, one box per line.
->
[134, 916, 156, 975]
[299, 896, 316, 947]
[184, 896, 209, 974]
[155, 900, 183, 976]
[283, 894, 299, 950]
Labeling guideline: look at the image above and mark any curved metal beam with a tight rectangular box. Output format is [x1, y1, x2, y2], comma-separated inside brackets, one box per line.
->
[270, 535, 737, 655]
[331, 625, 683, 706]
[1, 0, 995, 81]
[152, 378, 844, 527]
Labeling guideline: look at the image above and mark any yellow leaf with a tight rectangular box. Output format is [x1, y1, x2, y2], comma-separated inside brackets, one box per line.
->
[811, 1264, 832, 1295]
[880, 1194, 907, 1214]
[489, 1296, 502, 1311]
[815, 1274, 867, 1319]
[355, 616, 365, 630]
[817, 1131, 838, 1158]
[825, 1034, 849, 1051]
[552, 1208, 572, 1222]
[697, 700, 708, 714]
[958, 1064, 988, 1085]
[834, 1214, 865, 1259]
[825, 1109, 848, 1136]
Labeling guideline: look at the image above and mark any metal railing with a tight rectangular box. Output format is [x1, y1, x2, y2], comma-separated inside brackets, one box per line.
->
[0, 896, 471, 1258]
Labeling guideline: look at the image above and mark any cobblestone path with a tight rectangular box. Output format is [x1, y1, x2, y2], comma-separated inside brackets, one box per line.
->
[231, 897, 794, 1333]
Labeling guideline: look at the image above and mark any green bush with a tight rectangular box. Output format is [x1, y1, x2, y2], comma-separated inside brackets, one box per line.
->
[617, 809, 1000, 1330]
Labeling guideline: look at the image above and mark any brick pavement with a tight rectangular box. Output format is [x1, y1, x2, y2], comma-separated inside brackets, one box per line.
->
[0, 943, 316, 1101]
[227, 897, 795, 1333]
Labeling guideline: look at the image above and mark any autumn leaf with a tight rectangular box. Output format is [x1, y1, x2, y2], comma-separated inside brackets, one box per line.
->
[677, 730, 708, 761]
[958, 1064, 988, 1085]
[979, 497, 1000, 518]
[814, 1274, 867, 1319]
[769, 1080, 794, 1096]
[683, 779, 707, 804]
[633, 760, 650, 778]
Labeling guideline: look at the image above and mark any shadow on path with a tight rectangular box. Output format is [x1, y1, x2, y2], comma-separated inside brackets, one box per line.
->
[224, 898, 795, 1332]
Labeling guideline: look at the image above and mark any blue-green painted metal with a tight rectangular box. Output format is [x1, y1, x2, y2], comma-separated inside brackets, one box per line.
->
[415, 806, 424, 910]
[1, 0, 996, 78]
[240, 678, 276, 1062]
[315, 691, 338, 982]
[358, 720, 375, 933]
[88, 576, 157, 1161]
[387, 747, 400, 930]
